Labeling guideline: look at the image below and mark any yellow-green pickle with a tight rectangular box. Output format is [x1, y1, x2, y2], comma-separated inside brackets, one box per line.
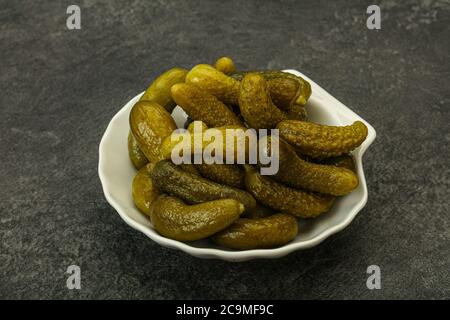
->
[150, 195, 244, 241]
[238, 73, 287, 129]
[132, 163, 159, 216]
[171, 83, 243, 127]
[214, 57, 236, 75]
[262, 71, 311, 106]
[129, 101, 177, 163]
[277, 120, 368, 158]
[232, 71, 311, 108]
[127, 131, 148, 169]
[185, 64, 240, 106]
[152, 160, 257, 210]
[244, 166, 335, 218]
[260, 136, 358, 196]
[139, 67, 188, 112]
[212, 213, 298, 250]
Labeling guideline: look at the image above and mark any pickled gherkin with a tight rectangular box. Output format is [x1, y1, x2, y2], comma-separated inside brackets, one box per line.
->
[151, 195, 244, 241]
[238, 73, 287, 129]
[211, 213, 298, 250]
[214, 57, 236, 75]
[140, 67, 188, 112]
[259, 136, 358, 196]
[171, 83, 243, 127]
[277, 120, 368, 158]
[129, 101, 177, 163]
[232, 70, 312, 108]
[244, 166, 334, 218]
[132, 163, 159, 216]
[128, 131, 148, 169]
[185, 64, 240, 106]
[152, 160, 257, 210]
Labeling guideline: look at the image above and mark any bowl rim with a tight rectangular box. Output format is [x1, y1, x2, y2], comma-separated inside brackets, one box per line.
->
[98, 69, 376, 261]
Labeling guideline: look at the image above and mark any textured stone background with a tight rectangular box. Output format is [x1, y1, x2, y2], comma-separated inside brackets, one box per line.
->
[0, 0, 449, 299]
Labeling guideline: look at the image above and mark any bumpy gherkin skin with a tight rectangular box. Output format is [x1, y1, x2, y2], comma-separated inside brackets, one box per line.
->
[129, 101, 177, 163]
[139, 67, 188, 112]
[277, 120, 368, 158]
[128, 131, 148, 169]
[132, 163, 159, 216]
[151, 195, 244, 241]
[262, 71, 311, 106]
[215, 57, 236, 75]
[185, 64, 240, 106]
[171, 83, 243, 127]
[211, 213, 298, 250]
[260, 137, 358, 196]
[238, 73, 288, 129]
[244, 166, 335, 218]
[195, 163, 246, 188]
[232, 71, 312, 108]
[152, 160, 257, 210]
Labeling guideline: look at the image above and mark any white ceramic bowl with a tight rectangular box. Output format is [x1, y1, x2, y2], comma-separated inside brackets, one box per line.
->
[98, 70, 376, 261]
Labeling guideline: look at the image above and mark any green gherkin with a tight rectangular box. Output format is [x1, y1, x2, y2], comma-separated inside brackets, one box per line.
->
[277, 120, 368, 158]
[132, 163, 159, 216]
[128, 131, 148, 169]
[186, 64, 240, 106]
[232, 70, 312, 107]
[214, 57, 236, 75]
[152, 160, 257, 210]
[129, 101, 177, 163]
[140, 67, 188, 112]
[238, 73, 287, 129]
[171, 83, 243, 127]
[244, 166, 335, 218]
[211, 213, 298, 250]
[260, 136, 359, 196]
[151, 195, 244, 241]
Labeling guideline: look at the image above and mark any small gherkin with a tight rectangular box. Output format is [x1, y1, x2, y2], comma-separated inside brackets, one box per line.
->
[151, 195, 244, 241]
[277, 120, 368, 158]
[211, 213, 298, 250]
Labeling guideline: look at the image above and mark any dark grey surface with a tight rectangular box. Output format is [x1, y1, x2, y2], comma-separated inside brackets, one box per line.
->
[0, 0, 449, 299]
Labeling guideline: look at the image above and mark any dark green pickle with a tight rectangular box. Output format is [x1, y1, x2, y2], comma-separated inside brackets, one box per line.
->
[151, 195, 244, 241]
[152, 160, 256, 210]
[211, 213, 298, 250]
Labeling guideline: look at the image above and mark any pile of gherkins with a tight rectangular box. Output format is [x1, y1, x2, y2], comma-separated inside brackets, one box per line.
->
[128, 57, 368, 250]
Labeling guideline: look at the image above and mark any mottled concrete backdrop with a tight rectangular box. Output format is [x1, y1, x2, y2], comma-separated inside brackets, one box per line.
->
[0, 0, 449, 299]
